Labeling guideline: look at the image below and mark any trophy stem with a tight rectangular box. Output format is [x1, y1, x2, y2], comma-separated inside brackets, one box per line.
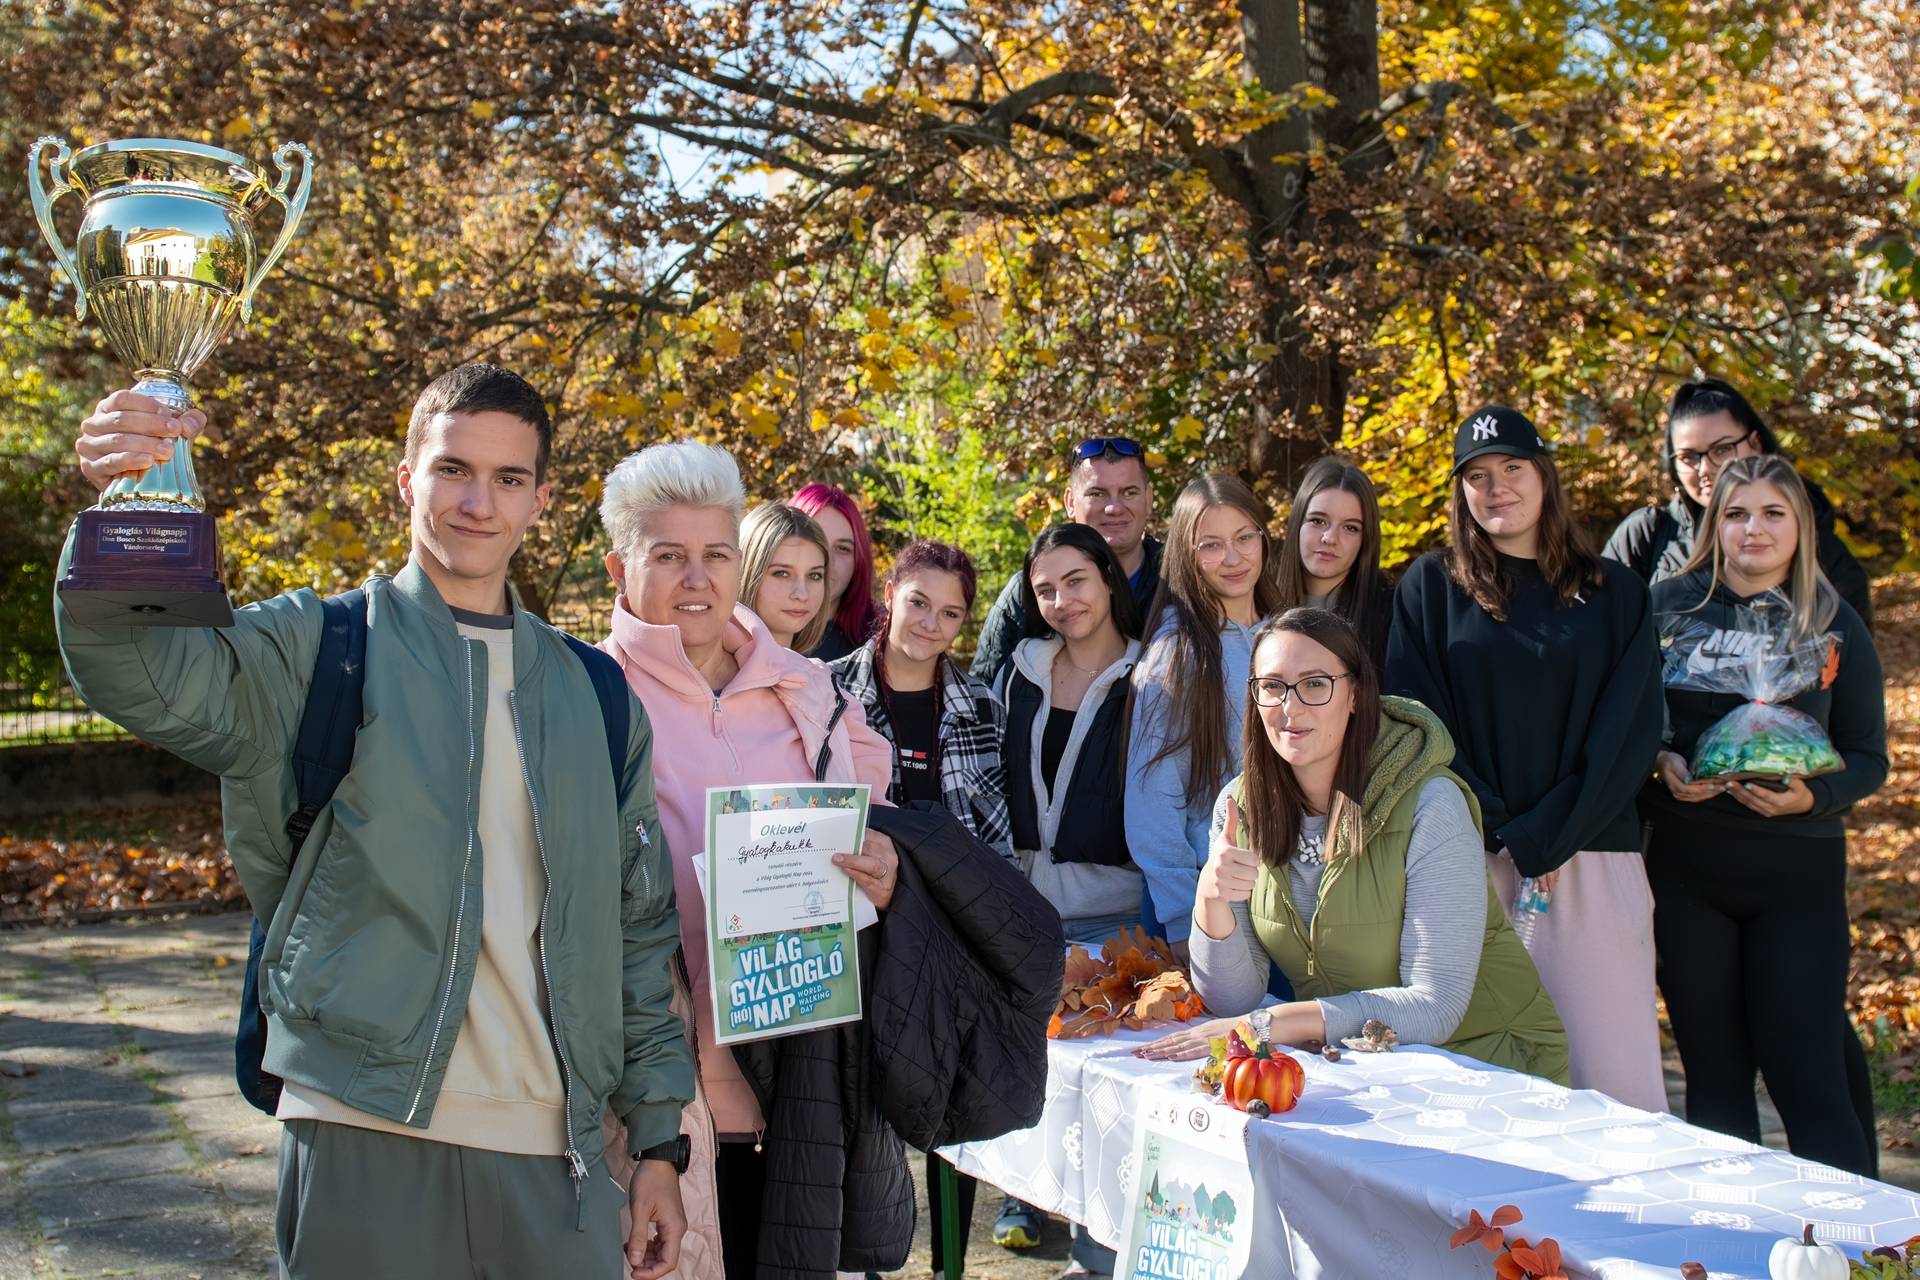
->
[98, 373, 205, 512]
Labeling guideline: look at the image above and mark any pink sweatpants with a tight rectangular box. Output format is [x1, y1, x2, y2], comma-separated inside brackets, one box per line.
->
[1487, 849, 1669, 1113]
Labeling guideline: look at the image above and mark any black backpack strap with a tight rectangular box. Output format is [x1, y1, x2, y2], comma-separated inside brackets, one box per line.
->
[286, 589, 370, 855]
[240, 587, 367, 1115]
[813, 688, 849, 782]
[560, 632, 629, 790]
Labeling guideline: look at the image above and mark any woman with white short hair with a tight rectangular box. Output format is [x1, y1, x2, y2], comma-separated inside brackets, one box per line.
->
[596, 442, 899, 1280]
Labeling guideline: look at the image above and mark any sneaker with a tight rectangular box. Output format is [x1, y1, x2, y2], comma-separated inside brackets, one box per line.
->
[992, 1197, 1043, 1249]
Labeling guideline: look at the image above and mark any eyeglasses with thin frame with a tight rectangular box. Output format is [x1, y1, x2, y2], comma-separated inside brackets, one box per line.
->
[1072, 437, 1144, 462]
[1671, 428, 1756, 472]
[1248, 672, 1351, 708]
[1194, 528, 1263, 564]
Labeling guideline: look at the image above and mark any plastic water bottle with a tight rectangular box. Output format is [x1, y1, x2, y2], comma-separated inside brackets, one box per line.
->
[1512, 876, 1552, 944]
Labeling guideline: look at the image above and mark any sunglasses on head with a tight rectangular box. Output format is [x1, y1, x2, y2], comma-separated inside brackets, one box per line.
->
[1072, 437, 1144, 461]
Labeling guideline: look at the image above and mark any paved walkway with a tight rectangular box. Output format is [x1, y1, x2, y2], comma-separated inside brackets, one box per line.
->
[0, 914, 1910, 1278]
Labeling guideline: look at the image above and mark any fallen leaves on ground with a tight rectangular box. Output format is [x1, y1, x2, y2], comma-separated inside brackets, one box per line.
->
[1848, 575, 1920, 1149]
[0, 802, 242, 924]
[1050, 926, 1206, 1039]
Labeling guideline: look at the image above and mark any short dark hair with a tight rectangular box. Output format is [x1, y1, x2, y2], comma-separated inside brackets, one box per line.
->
[1070, 436, 1150, 479]
[407, 363, 554, 481]
[1666, 377, 1781, 459]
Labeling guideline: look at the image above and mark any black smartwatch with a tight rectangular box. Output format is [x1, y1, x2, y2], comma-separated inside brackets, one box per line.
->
[635, 1134, 691, 1175]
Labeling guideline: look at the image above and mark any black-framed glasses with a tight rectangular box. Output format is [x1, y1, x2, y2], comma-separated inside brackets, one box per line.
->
[1671, 429, 1755, 472]
[1072, 436, 1144, 462]
[1248, 672, 1351, 708]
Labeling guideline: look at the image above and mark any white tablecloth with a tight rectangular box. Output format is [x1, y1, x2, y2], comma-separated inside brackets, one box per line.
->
[941, 1029, 1920, 1279]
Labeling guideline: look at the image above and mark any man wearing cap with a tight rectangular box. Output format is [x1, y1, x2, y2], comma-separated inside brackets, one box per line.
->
[970, 437, 1161, 684]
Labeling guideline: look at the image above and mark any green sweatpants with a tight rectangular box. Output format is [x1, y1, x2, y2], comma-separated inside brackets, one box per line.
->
[275, 1120, 629, 1279]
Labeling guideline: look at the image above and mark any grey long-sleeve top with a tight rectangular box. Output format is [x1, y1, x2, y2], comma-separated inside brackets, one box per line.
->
[1188, 778, 1488, 1046]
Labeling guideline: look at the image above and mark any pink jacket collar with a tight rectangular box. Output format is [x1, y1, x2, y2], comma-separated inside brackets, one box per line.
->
[602, 596, 846, 740]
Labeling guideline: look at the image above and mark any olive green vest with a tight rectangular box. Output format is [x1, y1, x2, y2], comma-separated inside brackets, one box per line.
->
[1236, 698, 1569, 1084]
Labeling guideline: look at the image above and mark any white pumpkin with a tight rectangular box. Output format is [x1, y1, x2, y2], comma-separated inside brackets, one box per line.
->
[1768, 1224, 1850, 1280]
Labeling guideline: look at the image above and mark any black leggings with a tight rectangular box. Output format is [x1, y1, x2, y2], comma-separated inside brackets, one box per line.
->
[715, 1142, 766, 1280]
[1646, 812, 1877, 1177]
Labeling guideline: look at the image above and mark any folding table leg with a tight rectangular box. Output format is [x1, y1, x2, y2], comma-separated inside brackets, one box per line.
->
[936, 1156, 964, 1279]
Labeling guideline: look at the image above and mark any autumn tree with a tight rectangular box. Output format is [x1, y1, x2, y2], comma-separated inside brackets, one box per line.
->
[3, 0, 1916, 657]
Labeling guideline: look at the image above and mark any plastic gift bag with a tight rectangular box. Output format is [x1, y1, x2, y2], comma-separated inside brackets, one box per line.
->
[1658, 595, 1844, 782]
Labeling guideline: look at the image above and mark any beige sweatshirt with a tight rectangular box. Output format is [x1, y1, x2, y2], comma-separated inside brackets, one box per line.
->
[279, 612, 568, 1154]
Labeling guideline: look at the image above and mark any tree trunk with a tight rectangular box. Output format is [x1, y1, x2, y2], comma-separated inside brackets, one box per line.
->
[1235, 0, 1361, 495]
[1304, 0, 1382, 162]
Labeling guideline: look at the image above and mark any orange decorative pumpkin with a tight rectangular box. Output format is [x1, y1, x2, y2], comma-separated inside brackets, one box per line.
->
[1222, 1046, 1304, 1115]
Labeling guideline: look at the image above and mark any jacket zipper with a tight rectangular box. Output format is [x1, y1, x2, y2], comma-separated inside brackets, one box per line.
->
[508, 689, 588, 1209]
[712, 693, 740, 770]
[407, 639, 480, 1123]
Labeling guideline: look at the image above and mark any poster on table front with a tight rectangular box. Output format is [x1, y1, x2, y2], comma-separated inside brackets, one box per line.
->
[1114, 1094, 1256, 1280]
[704, 783, 870, 1046]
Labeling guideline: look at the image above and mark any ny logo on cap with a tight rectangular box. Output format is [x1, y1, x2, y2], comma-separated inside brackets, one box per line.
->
[1471, 414, 1500, 441]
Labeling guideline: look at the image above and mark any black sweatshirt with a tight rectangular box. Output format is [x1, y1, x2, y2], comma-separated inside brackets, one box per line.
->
[1386, 550, 1666, 876]
[1642, 568, 1887, 836]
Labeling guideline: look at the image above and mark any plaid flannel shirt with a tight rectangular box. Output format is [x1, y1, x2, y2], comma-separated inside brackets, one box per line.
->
[829, 642, 1017, 864]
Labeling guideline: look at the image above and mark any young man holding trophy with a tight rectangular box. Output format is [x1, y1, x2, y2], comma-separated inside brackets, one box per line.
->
[58, 365, 694, 1279]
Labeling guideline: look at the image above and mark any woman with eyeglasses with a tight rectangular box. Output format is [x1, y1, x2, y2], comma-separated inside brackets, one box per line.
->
[1273, 457, 1395, 678]
[1125, 475, 1281, 959]
[1603, 377, 1873, 628]
[1644, 456, 1886, 1176]
[1135, 608, 1568, 1082]
[1386, 407, 1666, 1111]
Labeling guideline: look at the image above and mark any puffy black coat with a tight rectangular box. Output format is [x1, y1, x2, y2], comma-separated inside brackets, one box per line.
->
[730, 802, 1066, 1280]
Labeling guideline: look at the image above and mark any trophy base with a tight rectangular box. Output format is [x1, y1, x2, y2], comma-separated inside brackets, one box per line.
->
[59, 508, 234, 629]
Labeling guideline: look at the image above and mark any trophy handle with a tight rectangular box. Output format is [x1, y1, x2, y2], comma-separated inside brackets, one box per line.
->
[27, 136, 87, 321]
[240, 141, 314, 322]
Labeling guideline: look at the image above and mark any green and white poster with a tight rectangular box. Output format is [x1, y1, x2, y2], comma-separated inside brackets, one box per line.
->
[1115, 1096, 1255, 1280]
[704, 783, 871, 1046]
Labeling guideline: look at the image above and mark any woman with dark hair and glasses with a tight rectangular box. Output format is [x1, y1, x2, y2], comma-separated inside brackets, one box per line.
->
[1136, 608, 1567, 1082]
[1387, 406, 1666, 1111]
[971, 436, 1161, 684]
[1602, 376, 1873, 627]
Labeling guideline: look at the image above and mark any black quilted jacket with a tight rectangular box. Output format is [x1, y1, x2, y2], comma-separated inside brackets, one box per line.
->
[731, 802, 1066, 1280]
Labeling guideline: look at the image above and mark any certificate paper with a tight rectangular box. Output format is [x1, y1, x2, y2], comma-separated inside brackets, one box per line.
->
[704, 783, 871, 1045]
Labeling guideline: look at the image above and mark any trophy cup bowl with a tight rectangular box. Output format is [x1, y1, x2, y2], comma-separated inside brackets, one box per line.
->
[32, 135, 313, 627]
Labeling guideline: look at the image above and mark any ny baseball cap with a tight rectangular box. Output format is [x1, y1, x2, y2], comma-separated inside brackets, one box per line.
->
[1451, 405, 1550, 476]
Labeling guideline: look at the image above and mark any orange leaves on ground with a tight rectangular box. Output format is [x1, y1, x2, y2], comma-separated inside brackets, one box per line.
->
[1050, 927, 1207, 1039]
[0, 803, 241, 924]
[1844, 576, 1920, 1150]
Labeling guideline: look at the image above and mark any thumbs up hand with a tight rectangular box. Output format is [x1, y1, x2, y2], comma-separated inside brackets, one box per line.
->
[1198, 795, 1261, 907]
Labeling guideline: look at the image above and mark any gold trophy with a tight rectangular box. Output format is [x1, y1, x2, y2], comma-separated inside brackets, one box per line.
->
[30, 135, 313, 627]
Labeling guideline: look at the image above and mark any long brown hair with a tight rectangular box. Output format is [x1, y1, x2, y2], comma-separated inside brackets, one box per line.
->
[1136, 474, 1282, 806]
[1239, 609, 1381, 870]
[1275, 456, 1386, 623]
[739, 503, 832, 652]
[1678, 454, 1839, 642]
[1446, 455, 1603, 621]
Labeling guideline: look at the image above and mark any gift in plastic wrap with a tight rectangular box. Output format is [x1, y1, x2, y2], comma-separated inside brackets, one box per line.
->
[1659, 595, 1843, 781]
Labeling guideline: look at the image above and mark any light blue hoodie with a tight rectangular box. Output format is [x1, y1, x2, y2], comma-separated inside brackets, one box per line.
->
[1123, 613, 1258, 942]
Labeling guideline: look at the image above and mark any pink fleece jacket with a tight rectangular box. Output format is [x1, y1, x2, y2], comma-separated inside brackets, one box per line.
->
[600, 597, 892, 1136]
